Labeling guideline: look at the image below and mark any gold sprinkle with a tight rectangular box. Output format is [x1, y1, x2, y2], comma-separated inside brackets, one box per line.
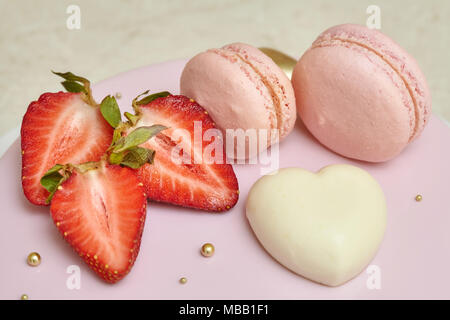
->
[63, 232, 68, 237]
[21, 150, 25, 155]
[105, 264, 109, 269]
[115, 92, 122, 99]
[189, 99, 194, 103]
[226, 205, 230, 209]
[201, 243, 215, 257]
[179, 277, 187, 284]
[236, 190, 240, 194]
[22, 176, 26, 180]
[114, 270, 118, 274]
[57, 186, 63, 190]
[130, 249, 134, 253]
[56, 222, 60, 227]
[415, 194, 423, 202]
[20, 294, 28, 300]
[204, 111, 208, 114]
[94, 255, 98, 260]
[27, 252, 41, 267]
[138, 182, 143, 187]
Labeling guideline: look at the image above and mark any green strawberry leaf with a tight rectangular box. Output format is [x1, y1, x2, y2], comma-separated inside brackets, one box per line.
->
[52, 71, 89, 83]
[113, 125, 167, 153]
[100, 96, 122, 128]
[40, 164, 69, 204]
[120, 147, 155, 169]
[124, 112, 139, 126]
[109, 151, 125, 165]
[132, 91, 171, 108]
[52, 71, 96, 105]
[61, 80, 87, 94]
[111, 128, 124, 145]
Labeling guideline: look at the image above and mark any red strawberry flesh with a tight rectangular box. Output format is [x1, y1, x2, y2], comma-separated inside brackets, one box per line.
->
[21, 92, 113, 205]
[130, 95, 239, 212]
[50, 164, 146, 283]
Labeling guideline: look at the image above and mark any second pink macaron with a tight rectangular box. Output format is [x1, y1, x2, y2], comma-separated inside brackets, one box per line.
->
[292, 24, 432, 162]
[180, 43, 297, 160]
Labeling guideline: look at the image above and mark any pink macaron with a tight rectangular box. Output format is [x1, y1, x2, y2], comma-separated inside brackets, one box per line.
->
[292, 24, 431, 162]
[180, 42, 296, 160]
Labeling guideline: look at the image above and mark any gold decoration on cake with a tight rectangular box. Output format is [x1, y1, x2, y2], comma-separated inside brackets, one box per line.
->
[27, 252, 41, 267]
[179, 277, 187, 284]
[259, 47, 297, 79]
[201, 243, 215, 257]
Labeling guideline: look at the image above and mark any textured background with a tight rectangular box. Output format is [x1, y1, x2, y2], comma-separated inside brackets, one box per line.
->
[1, 0, 448, 143]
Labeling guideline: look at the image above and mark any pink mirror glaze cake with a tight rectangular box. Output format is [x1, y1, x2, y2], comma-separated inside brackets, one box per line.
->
[4, 22, 448, 300]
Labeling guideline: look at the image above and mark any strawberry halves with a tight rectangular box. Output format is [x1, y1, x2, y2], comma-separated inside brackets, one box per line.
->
[50, 163, 146, 283]
[21, 72, 115, 205]
[124, 93, 239, 212]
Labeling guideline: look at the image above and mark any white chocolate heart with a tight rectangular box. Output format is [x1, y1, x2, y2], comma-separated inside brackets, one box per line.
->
[246, 164, 386, 286]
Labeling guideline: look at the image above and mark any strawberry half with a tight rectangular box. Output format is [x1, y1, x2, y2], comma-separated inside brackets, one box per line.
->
[50, 163, 146, 283]
[42, 125, 165, 283]
[21, 72, 117, 206]
[123, 92, 239, 212]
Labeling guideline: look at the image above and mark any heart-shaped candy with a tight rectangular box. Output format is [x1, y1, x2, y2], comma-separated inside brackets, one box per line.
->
[246, 164, 386, 286]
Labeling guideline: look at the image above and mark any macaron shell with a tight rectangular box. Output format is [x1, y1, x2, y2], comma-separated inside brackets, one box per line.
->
[314, 24, 431, 140]
[293, 44, 412, 162]
[180, 50, 274, 159]
[222, 43, 297, 140]
[181, 43, 297, 159]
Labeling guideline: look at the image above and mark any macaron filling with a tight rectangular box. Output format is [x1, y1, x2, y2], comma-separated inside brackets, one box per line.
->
[209, 48, 280, 134]
[223, 44, 294, 140]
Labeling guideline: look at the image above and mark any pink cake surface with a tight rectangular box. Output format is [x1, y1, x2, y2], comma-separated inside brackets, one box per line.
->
[0, 59, 449, 299]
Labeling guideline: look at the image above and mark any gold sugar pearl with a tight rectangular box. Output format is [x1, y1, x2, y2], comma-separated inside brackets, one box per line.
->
[415, 194, 423, 202]
[27, 252, 41, 267]
[20, 294, 29, 300]
[179, 277, 187, 284]
[200, 243, 215, 257]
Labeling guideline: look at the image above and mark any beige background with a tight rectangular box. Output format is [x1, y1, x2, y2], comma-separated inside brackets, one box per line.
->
[0, 0, 448, 147]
